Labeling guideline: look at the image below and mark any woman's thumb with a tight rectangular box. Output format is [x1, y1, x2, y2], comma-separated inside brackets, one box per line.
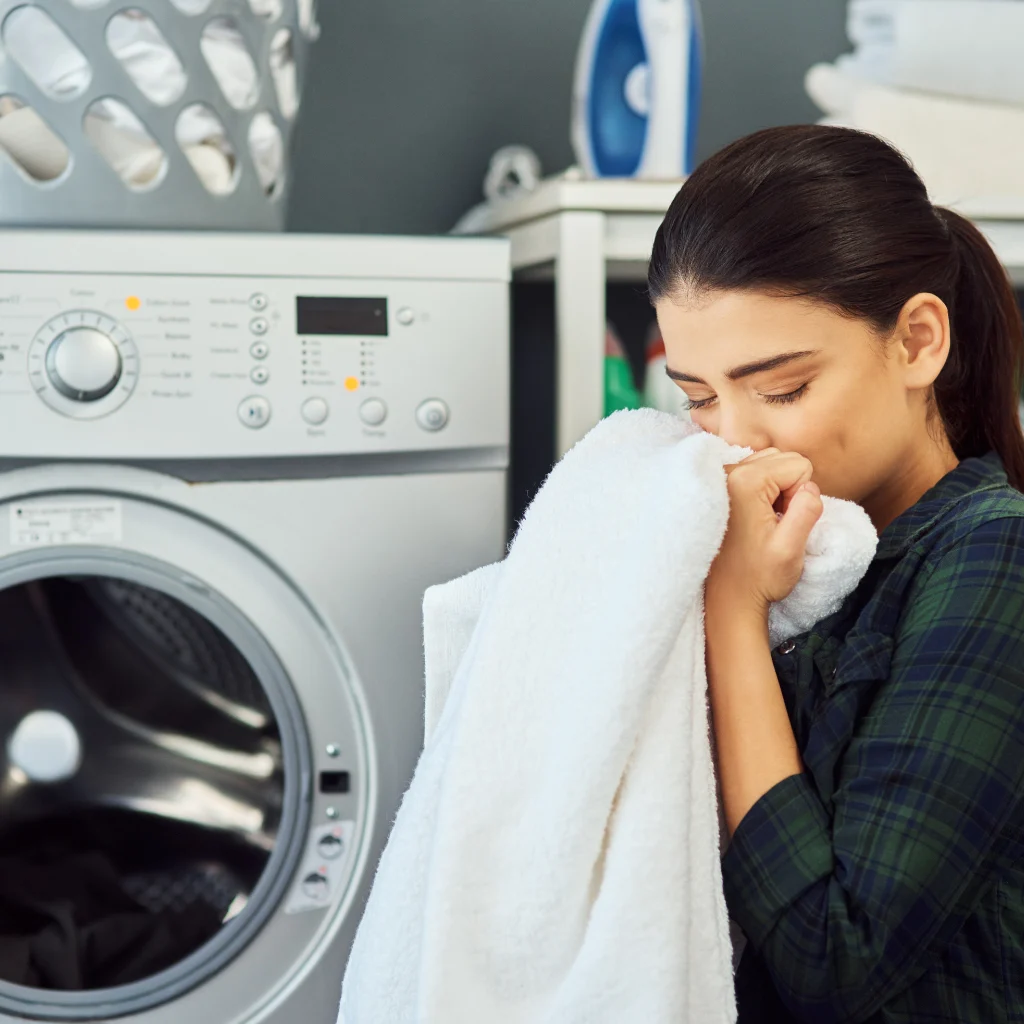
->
[775, 482, 823, 557]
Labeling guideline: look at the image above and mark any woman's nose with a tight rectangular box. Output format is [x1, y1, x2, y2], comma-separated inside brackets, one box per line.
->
[716, 405, 770, 452]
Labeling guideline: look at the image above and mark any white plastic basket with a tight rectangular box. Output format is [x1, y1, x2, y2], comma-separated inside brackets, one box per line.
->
[0, 0, 318, 230]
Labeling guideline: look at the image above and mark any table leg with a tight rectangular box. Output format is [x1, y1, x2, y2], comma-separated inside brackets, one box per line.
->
[554, 211, 606, 459]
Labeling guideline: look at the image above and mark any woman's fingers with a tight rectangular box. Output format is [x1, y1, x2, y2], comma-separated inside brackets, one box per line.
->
[727, 451, 814, 503]
[774, 481, 824, 556]
[713, 450, 820, 607]
[778, 472, 816, 513]
[739, 447, 780, 464]
[724, 448, 779, 473]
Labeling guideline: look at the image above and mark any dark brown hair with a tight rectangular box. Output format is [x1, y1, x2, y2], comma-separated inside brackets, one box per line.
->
[648, 125, 1024, 490]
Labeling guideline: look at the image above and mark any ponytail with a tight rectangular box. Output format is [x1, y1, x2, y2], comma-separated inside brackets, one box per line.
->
[649, 125, 1024, 491]
[935, 209, 1024, 490]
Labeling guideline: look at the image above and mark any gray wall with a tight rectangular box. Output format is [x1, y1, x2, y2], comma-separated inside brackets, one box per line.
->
[288, 1, 848, 236]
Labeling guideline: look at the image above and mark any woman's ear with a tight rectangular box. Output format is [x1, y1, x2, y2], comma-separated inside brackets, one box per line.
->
[894, 292, 951, 391]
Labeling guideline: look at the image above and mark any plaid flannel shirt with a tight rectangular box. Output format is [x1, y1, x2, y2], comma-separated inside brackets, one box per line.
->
[723, 452, 1024, 1023]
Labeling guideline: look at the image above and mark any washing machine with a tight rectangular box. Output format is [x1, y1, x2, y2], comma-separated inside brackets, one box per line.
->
[0, 231, 510, 1023]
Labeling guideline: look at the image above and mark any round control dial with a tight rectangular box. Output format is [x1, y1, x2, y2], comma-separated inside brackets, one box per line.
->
[29, 311, 139, 420]
[46, 327, 122, 400]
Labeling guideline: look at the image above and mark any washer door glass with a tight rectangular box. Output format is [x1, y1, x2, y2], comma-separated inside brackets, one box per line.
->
[0, 571, 304, 1013]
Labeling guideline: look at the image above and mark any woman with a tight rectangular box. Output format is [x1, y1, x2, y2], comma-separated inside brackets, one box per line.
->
[650, 124, 1024, 1022]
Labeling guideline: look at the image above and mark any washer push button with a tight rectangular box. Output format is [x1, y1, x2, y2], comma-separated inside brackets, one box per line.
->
[416, 399, 449, 432]
[302, 397, 329, 425]
[238, 395, 271, 429]
[359, 398, 387, 426]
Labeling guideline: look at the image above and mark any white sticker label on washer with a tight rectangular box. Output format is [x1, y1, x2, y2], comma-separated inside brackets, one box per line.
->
[285, 819, 356, 915]
[9, 500, 123, 547]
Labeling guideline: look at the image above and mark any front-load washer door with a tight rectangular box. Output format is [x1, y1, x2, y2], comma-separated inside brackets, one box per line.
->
[0, 485, 370, 1023]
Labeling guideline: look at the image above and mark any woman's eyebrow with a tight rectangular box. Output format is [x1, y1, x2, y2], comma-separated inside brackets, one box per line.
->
[665, 350, 819, 384]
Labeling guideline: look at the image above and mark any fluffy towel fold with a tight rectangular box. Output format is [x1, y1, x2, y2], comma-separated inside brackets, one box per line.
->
[806, 62, 1024, 217]
[339, 411, 877, 1024]
[843, 0, 1024, 109]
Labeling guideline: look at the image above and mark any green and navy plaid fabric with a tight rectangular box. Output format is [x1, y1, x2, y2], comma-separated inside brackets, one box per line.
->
[723, 452, 1024, 1023]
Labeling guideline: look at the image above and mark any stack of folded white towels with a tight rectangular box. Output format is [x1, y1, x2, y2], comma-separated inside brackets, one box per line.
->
[806, 0, 1024, 216]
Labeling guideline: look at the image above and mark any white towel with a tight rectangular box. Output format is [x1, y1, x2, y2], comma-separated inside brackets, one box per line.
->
[339, 411, 877, 1024]
[842, 0, 1024, 109]
[806, 62, 1024, 217]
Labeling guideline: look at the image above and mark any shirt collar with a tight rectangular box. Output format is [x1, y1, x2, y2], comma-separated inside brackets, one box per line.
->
[875, 451, 1009, 560]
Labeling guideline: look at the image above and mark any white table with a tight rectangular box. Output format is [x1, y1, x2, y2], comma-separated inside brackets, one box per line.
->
[471, 175, 1024, 458]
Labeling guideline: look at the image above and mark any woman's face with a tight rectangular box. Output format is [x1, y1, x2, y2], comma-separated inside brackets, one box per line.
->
[655, 289, 945, 505]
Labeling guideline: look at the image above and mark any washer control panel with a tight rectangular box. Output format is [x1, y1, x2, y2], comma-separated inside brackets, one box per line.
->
[0, 270, 508, 460]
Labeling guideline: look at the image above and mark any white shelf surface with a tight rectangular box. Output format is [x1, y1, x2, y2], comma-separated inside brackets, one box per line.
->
[472, 175, 1024, 455]
[476, 175, 1024, 279]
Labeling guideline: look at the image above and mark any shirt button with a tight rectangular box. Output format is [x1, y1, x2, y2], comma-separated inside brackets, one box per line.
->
[779, 640, 797, 655]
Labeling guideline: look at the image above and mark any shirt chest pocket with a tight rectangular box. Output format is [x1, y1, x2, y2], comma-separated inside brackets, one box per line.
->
[802, 629, 894, 804]
[817, 629, 893, 697]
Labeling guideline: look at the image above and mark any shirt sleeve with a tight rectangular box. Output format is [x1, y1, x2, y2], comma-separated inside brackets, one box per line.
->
[721, 515, 1024, 1023]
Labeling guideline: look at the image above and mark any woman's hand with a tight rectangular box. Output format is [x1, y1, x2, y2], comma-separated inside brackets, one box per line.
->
[704, 448, 815, 833]
[707, 448, 824, 619]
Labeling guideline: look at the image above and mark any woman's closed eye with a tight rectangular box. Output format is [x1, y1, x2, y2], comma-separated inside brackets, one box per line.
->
[762, 383, 809, 405]
[685, 394, 716, 411]
[683, 383, 810, 411]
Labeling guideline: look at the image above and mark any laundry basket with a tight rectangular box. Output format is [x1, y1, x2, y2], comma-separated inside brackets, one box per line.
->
[0, 0, 319, 231]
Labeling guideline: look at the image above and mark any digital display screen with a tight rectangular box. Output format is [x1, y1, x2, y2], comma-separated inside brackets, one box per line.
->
[296, 296, 388, 336]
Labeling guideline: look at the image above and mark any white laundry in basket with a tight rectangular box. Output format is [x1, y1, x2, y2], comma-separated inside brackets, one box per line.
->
[1, 6, 296, 193]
